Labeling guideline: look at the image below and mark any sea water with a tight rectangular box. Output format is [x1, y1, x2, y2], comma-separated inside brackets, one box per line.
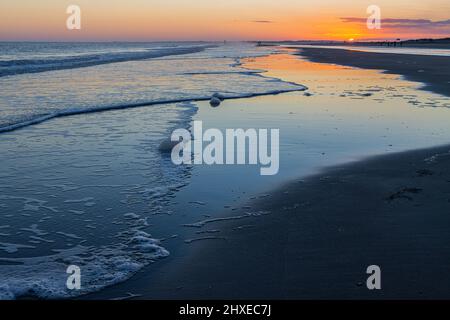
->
[0, 42, 305, 299]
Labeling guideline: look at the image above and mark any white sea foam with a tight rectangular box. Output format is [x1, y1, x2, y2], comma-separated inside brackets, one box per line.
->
[0, 229, 168, 299]
[0, 43, 306, 133]
[0, 44, 210, 77]
[0, 101, 195, 299]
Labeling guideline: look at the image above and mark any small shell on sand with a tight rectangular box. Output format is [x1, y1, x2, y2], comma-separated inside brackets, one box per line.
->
[209, 96, 221, 107]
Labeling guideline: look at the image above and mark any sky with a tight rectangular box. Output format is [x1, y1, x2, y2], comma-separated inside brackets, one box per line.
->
[0, 0, 449, 41]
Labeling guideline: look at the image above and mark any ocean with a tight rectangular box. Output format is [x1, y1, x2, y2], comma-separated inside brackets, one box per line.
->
[0, 42, 305, 299]
[0, 42, 304, 132]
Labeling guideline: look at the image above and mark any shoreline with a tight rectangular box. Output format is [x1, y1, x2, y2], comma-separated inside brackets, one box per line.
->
[95, 48, 450, 300]
[0, 87, 305, 134]
[6, 47, 449, 299]
[295, 47, 450, 97]
[121, 143, 450, 299]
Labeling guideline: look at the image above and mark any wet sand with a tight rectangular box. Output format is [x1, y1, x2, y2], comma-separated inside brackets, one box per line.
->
[125, 144, 450, 299]
[296, 47, 450, 97]
[84, 49, 450, 300]
[134, 51, 450, 299]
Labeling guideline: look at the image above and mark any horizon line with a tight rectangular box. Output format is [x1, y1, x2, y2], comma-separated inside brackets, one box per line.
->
[1, 36, 449, 43]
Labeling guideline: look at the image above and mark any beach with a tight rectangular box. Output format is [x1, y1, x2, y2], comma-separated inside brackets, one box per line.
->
[1, 42, 450, 300]
[296, 47, 450, 97]
[101, 143, 450, 299]
[84, 47, 450, 299]
[3, 0, 450, 307]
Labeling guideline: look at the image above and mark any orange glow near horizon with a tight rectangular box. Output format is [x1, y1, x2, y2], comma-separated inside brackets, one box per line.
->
[0, 1, 449, 41]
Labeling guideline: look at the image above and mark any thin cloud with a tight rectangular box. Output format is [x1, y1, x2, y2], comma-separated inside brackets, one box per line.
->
[340, 17, 450, 29]
[251, 20, 274, 24]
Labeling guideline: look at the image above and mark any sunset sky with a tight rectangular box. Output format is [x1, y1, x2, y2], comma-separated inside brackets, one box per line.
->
[1, 0, 449, 41]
